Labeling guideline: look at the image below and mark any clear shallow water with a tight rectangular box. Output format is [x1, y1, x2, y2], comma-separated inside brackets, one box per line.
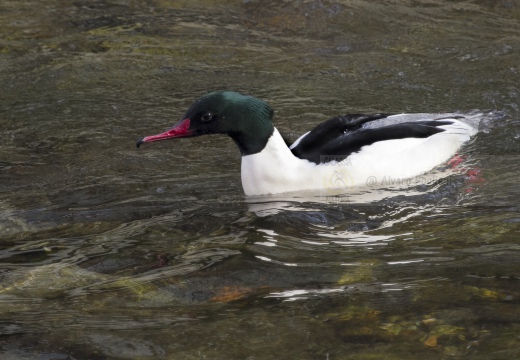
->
[1, 0, 520, 359]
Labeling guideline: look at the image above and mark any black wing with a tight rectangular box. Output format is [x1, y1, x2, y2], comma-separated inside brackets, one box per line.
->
[290, 114, 454, 164]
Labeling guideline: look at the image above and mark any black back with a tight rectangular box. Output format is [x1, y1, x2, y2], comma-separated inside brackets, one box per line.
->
[290, 114, 454, 164]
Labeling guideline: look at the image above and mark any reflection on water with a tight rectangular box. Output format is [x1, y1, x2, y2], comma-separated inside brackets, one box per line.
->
[1, 0, 520, 358]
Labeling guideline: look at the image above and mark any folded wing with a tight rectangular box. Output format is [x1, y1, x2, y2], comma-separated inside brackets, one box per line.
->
[289, 113, 456, 164]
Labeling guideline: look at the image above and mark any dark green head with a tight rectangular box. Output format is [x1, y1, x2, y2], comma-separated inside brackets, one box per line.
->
[137, 91, 275, 155]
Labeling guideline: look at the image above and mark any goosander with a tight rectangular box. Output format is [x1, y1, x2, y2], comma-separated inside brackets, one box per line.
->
[137, 91, 488, 196]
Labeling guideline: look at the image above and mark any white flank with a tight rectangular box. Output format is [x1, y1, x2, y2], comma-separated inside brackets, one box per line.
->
[241, 114, 484, 196]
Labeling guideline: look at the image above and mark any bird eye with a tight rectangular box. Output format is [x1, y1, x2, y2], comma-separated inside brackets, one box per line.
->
[200, 112, 214, 122]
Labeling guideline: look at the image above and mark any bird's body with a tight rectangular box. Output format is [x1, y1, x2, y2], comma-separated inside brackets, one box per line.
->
[137, 91, 488, 196]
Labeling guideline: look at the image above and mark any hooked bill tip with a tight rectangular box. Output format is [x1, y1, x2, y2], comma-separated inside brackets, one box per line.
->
[136, 138, 145, 148]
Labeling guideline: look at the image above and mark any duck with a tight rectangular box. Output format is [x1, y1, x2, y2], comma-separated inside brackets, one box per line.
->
[137, 91, 488, 196]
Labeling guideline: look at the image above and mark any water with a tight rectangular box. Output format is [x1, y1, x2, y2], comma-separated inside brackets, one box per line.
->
[1, 0, 520, 358]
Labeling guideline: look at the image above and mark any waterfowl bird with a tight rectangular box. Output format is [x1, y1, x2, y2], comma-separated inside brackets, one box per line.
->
[137, 91, 486, 196]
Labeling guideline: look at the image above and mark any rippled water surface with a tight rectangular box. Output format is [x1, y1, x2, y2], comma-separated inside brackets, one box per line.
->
[1, 0, 520, 359]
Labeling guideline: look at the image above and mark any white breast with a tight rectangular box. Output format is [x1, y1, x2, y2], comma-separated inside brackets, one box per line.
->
[241, 129, 319, 195]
